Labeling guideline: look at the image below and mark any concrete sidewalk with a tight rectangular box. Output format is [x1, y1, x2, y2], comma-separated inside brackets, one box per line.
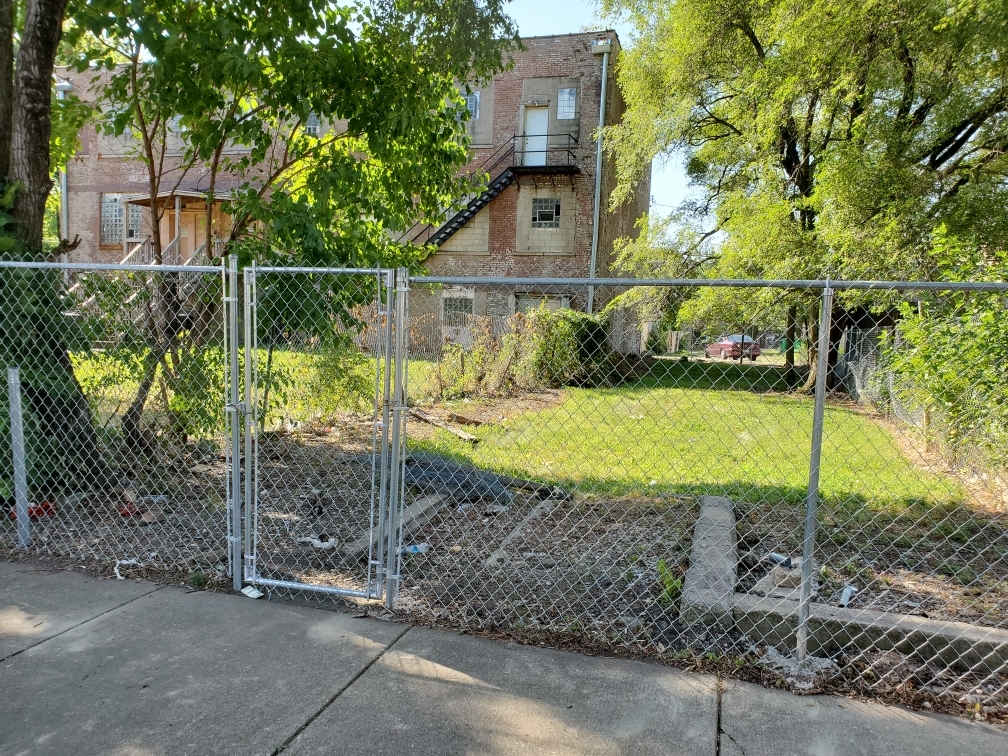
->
[0, 562, 1004, 756]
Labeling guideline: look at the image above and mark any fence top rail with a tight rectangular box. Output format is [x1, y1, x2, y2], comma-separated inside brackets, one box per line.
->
[254, 265, 385, 275]
[0, 260, 221, 274]
[410, 275, 1008, 292]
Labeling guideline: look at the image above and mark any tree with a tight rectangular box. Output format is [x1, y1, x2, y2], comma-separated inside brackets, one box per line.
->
[603, 0, 1008, 385]
[70, 0, 517, 446]
[1, 0, 116, 496]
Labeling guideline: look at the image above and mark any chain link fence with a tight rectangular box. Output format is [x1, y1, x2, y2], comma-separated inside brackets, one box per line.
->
[0, 260, 231, 583]
[394, 275, 1007, 714]
[2, 260, 1006, 715]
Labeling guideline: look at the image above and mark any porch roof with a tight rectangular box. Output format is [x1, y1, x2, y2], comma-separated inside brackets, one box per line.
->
[123, 187, 237, 208]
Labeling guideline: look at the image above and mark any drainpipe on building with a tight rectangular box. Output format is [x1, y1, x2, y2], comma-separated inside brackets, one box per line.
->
[587, 37, 611, 315]
[55, 80, 73, 254]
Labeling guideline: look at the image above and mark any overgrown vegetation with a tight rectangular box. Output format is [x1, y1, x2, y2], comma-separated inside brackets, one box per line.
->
[884, 232, 1008, 471]
[426, 305, 611, 400]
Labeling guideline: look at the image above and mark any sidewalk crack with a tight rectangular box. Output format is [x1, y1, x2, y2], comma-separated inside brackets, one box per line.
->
[0, 584, 164, 665]
[270, 623, 411, 755]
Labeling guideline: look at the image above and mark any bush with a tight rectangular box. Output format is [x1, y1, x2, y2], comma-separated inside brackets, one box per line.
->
[427, 305, 610, 399]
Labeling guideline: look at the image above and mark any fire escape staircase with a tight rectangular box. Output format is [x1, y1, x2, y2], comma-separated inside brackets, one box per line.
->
[425, 167, 517, 247]
[408, 132, 580, 248]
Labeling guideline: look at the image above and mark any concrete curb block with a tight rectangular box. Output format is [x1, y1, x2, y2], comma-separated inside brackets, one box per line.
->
[681, 496, 1008, 677]
[342, 495, 445, 563]
[681, 496, 737, 626]
[735, 593, 1008, 676]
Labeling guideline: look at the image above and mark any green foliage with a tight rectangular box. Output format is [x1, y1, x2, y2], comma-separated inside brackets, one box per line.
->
[513, 307, 611, 388]
[656, 558, 683, 607]
[74, 0, 518, 268]
[604, 0, 1008, 320]
[188, 570, 207, 590]
[306, 334, 375, 418]
[885, 229, 1008, 468]
[165, 346, 227, 439]
[426, 305, 611, 399]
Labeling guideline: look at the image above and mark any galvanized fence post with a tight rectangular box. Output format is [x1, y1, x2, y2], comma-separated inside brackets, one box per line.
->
[227, 254, 243, 591]
[384, 267, 409, 608]
[6, 367, 30, 548]
[374, 268, 395, 600]
[243, 261, 256, 581]
[796, 280, 833, 662]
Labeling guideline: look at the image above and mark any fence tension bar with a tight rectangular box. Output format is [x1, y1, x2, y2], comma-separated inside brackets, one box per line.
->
[796, 278, 833, 663]
[374, 268, 395, 601]
[243, 261, 256, 582]
[384, 267, 409, 608]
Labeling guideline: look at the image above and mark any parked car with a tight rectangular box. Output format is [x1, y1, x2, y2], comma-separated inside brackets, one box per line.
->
[704, 334, 761, 361]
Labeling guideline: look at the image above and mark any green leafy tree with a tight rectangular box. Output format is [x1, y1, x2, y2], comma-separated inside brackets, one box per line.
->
[72, 0, 516, 446]
[603, 0, 1008, 384]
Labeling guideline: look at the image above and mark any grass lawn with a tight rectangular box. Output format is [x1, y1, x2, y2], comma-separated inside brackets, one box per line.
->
[407, 360, 965, 512]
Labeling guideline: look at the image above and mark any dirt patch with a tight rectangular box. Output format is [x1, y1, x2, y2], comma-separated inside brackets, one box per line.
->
[406, 389, 566, 441]
[396, 490, 698, 647]
[0, 447, 230, 576]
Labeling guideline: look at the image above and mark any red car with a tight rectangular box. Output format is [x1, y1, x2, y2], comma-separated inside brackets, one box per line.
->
[704, 334, 761, 361]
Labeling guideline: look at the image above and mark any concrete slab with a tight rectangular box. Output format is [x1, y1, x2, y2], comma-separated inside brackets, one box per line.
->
[1, 565, 158, 659]
[0, 578, 404, 756]
[720, 678, 1008, 756]
[286, 626, 718, 755]
[681, 495, 736, 626]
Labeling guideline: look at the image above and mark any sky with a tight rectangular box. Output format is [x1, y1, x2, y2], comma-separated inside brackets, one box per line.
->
[503, 0, 689, 214]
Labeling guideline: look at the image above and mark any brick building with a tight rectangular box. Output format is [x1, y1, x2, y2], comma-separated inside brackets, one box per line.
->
[408, 30, 650, 325]
[57, 30, 650, 319]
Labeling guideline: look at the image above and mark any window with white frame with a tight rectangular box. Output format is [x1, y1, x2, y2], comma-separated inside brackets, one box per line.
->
[465, 90, 480, 120]
[531, 197, 561, 228]
[305, 112, 320, 137]
[101, 195, 144, 244]
[557, 88, 576, 120]
[100, 194, 124, 245]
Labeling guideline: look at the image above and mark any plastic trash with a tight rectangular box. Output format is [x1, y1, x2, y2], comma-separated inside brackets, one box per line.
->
[767, 552, 792, 568]
[403, 542, 431, 556]
[114, 559, 140, 580]
[296, 534, 338, 550]
[240, 586, 264, 599]
[8, 501, 56, 520]
[840, 584, 858, 607]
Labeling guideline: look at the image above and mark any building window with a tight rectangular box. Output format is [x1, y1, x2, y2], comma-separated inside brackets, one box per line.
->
[100, 193, 123, 245]
[127, 204, 143, 239]
[517, 294, 569, 313]
[464, 91, 480, 120]
[305, 112, 320, 137]
[531, 197, 561, 228]
[557, 88, 576, 120]
[443, 295, 474, 326]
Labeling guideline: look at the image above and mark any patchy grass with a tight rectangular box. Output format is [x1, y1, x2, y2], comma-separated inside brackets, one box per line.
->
[408, 380, 957, 509]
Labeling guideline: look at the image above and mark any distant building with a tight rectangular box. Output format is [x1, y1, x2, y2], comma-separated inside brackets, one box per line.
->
[408, 31, 650, 323]
[56, 29, 650, 318]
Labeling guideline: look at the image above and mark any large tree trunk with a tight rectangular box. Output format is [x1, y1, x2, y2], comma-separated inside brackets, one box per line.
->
[10, 0, 68, 256]
[4, 0, 117, 493]
[0, 0, 13, 180]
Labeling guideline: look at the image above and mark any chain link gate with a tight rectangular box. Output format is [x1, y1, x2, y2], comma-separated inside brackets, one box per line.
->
[238, 265, 408, 604]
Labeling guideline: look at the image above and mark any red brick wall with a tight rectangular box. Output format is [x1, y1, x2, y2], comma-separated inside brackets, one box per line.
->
[425, 31, 651, 298]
